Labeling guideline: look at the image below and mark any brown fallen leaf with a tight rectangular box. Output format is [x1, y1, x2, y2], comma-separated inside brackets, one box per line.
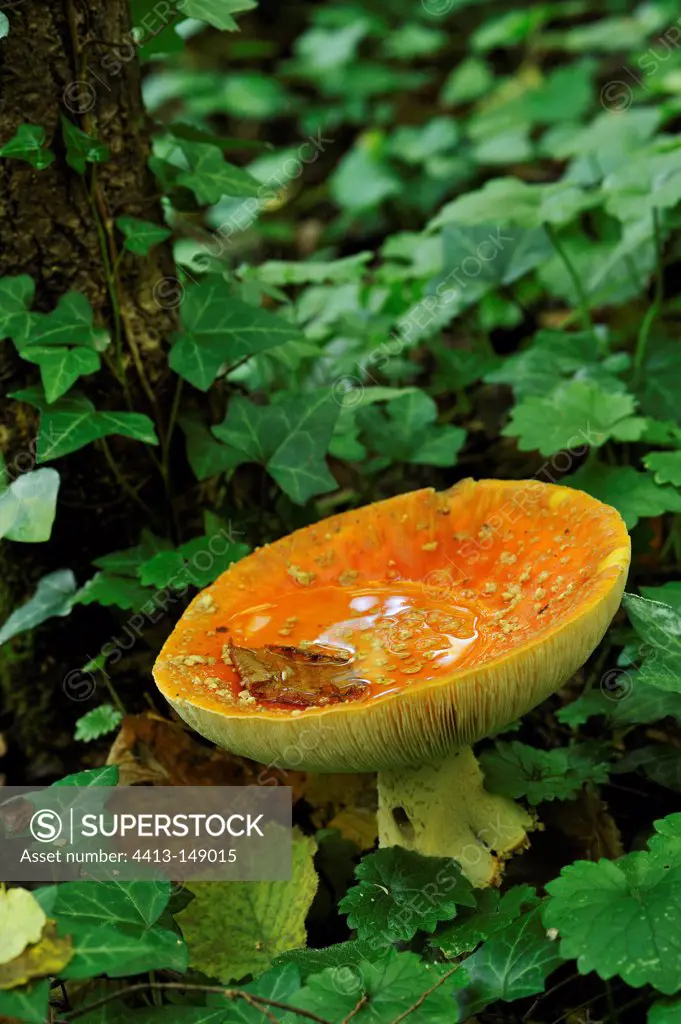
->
[228, 641, 369, 707]
[106, 711, 307, 796]
[0, 923, 72, 990]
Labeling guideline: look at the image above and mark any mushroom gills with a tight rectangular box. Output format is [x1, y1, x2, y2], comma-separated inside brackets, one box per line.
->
[376, 745, 535, 887]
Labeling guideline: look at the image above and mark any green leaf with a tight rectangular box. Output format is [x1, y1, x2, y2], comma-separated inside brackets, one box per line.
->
[557, 678, 681, 728]
[480, 741, 610, 804]
[339, 847, 475, 945]
[544, 851, 681, 994]
[53, 765, 119, 787]
[623, 594, 681, 694]
[650, 1000, 681, 1024]
[74, 704, 124, 742]
[0, 124, 54, 170]
[115, 216, 172, 255]
[615, 745, 681, 793]
[567, 463, 681, 529]
[24, 292, 110, 351]
[214, 391, 340, 504]
[23, 347, 100, 403]
[0, 981, 50, 1024]
[456, 906, 564, 1017]
[36, 880, 170, 932]
[179, 413, 244, 480]
[0, 275, 35, 344]
[503, 381, 643, 456]
[485, 329, 614, 399]
[11, 392, 158, 462]
[0, 468, 60, 543]
[177, 0, 257, 31]
[0, 890, 46, 965]
[170, 280, 304, 390]
[61, 116, 109, 174]
[76, 572, 153, 611]
[176, 140, 261, 204]
[138, 551, 186, 589]
[60, 925, 187, 979]
[0, 570, 78, 645]
[176, 830, 317, 983]
[358, 391, 466, 467]
[430, 177, 596, 232]
[435, 885, 539, 958]
[0, 12, 9, 39]
[250, 252, 373, 286]
[275, 939, 381, 980]
[645, 451, 681, 487]
[92, 530, 171, 577]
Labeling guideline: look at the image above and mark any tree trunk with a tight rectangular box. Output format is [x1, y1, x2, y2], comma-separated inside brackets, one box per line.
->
[0, 0, 178, 775]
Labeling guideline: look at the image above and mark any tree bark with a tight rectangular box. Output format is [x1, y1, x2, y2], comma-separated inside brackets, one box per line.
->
[0, 0, 178, 773]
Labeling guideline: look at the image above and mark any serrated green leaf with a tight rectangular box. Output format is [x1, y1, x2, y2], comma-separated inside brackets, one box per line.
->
[503, 381, 643, 456]
[339, 847, 475, 946]
[567, 463, 681, 528]
[115, 216, 172, 255]
[76, 572, 153, 611]
[480, 741, 610, 804]
[176, 830, 317, 983]
[0, 124, 54, 169]
[74, 704, 124, 742]
[645, 451, 681, 487]
[544, 851, 681, 994]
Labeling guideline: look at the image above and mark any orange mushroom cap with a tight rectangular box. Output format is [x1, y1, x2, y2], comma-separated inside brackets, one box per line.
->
[153, 479, 630, 772]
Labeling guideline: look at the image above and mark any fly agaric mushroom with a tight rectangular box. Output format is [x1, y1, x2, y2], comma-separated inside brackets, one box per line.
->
[153, 479, 629, 886]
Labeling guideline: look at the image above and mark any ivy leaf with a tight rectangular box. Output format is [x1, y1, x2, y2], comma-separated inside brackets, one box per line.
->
[251, 252, 373, 286]
[0, 275, 35, 344]
[480, 741, 610, 804]
[358, 391, 466, 468]
[456, 906, 564, 1017]
[544, 851, 681, 994]
[623, 594, 681, 693]
[59, 925, 186, 979]
[170, 280, 303, 390]
[177, 0, 257, 31]
[645, 451, 681, 487]
[503, 381, 643, 456]
[179, 413, 244, 481]
[24, 292, 110, 351]
[53, 765, 119, 787]
[649, 1000, 681, 1023]
[214, 391, 340, 504]
[61, 116, 109, 174]
[0, 570, 78, 645]
[339, 847, 475, 946]
[0, 468, 60, 543]
[115, 216, 172, 255]
[22, 347, 100, 403]
[74, 705, 124, 742]
[205, 963, 302, 1021]
[567, 463, 681, 529]
[92, 530, 171, 577]
[434, 885, 539, 957]
[36, 880, 170, 932]
[176, 831, 318, 983]
[11, 391, 158, 462]
[0, 124, 54, 170]
[176, 140, 261, 204]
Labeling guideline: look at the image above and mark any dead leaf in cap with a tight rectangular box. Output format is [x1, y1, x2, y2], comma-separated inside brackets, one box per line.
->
[106, 711, 306, 797]
[228, 641, 369, 707]
[0, 923, 72, 990]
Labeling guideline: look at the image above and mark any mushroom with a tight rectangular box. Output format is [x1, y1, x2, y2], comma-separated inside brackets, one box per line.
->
[153, 479, 630, 886]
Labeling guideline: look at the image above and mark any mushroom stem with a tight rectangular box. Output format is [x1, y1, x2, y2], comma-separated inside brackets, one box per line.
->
[376, 746, 535, 887]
